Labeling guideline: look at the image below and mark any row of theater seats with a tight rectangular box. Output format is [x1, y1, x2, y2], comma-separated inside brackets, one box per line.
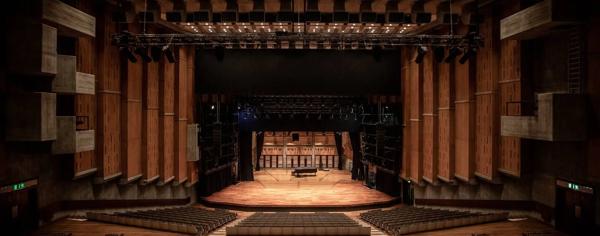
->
[227, 212, 371, 235]
[87, 207, 236, 235]
[360, 206, 508, 235]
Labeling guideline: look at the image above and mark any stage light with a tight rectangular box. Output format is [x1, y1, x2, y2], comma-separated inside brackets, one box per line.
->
[444, 47, 462, 63]
[163, 46, 176, 63]
[134, 47, 152, 62]
[150, 46, 162, 62]
[414, 45, 427, 64]
[459, 47, 477, 64]
[120, 47, 137, 63]
[433, 46, 445, 63]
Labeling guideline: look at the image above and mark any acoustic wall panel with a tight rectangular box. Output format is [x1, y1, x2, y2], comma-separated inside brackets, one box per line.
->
[408, 49, 423, 183]
[142, 62, 160, 183]
[474, 9, 500, 182]
[159, 60, 175, 184]
[422, 53, 439, 184]
[437, 55, 455, 182]
[120, 53, 143, 184]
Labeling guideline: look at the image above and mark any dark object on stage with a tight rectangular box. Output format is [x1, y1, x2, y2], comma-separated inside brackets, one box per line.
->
[292, 167, 318, 177]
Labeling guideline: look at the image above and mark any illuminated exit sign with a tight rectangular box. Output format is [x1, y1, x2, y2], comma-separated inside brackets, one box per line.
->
[13, 183, 26, 191]
[557, 179, 594, 194]
[0, 179, 38, 194]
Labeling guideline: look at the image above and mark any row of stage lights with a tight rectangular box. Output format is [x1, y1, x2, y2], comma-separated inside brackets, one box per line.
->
[414, 45, 477, 64]
[120, 45, 176, 63]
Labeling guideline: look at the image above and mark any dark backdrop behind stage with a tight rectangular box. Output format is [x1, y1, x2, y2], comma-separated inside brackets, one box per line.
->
[196, 49, 401, 95]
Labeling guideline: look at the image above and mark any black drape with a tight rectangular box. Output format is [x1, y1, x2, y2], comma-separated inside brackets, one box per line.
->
[349, 132, 364, 180]
[334, 132, 344, 170]
[255, 132, 265, 171]
[238, 131, 254, 181]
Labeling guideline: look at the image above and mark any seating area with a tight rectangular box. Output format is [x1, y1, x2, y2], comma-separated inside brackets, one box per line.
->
[360, 206, 509, 235]
[86, 207, 236, 235]
[226, 212, 371, 235]
[291, 167, 318, 177]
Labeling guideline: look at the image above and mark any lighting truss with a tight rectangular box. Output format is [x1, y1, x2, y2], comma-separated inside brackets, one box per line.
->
[113, 31, 481, 49]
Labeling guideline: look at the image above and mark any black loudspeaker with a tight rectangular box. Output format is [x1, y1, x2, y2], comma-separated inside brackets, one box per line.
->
[292, 133, 299, 142]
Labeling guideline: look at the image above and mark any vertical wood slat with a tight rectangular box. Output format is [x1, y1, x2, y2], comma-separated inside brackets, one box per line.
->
[159, 58, 175, 184]
[95, 7, 121, 182]
[142, 61, 160, 183]
[475, 7, 501, 182]
[186, 48, 199, 186]
[437, 52, 455, 182]
[120, 24, 143, 183]
[454, 24, 477, 182]
[422, 52, 439, 183]
[73, 0, 97, 178]
[401, 48, 411, 179]
[409, 48, 424, 183]
[499, 2, 523, 177]
[174, 48, 188, 184]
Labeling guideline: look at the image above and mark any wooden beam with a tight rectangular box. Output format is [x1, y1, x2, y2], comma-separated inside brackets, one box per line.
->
[42, 0, 96, 37]
[500, 0, 582, 40]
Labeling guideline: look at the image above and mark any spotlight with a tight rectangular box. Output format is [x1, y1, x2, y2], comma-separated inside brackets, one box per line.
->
[150, 46, 162, 62]
[162, 46, 176, 63]
[444, 47, 462, 63]
[120, 47, 137, 63]
[433, 46, 445, 63]
[134, 47, 152, 62]
[414, 46, 427, 64]
[459, 47, 477, 64]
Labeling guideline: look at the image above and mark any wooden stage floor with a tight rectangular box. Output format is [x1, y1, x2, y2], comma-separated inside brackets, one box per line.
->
[202, 169, 397, 208]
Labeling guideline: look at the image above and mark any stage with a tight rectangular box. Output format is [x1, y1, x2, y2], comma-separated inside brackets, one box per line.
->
[201, 169, 399, 210]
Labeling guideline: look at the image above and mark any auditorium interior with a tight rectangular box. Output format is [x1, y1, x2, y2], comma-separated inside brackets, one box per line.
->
[1, 0, 599, 235]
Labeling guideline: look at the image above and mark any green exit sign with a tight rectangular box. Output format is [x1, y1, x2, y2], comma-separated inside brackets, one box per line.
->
[12, 183, 26, 191]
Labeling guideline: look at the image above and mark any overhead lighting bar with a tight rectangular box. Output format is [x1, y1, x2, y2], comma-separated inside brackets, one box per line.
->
[112, 32, 481, 49]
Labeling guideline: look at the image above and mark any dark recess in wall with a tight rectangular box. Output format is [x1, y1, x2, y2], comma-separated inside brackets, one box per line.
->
[196, 49, 401, 95]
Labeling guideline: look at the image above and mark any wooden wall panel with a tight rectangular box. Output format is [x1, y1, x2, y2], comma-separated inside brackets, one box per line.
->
[185, 48, 198, 186]
[142, 62, 160, 183]
[438, 53, 455, 182]
[454, 25, 476, 181]
[74, 1, 97, 178]
[174, 48, 188, 183]
[97, 93, 121, 180]
[475, 8, 501, 181]
[498, 1, 523, 177]
[95, 7, 121, 181]
[120, 51, 143, 183]
[408, 49, 423, 183]
[159, 60, 175, 184]
[422, 53, 439, 183]
[401, 48, 411, 179]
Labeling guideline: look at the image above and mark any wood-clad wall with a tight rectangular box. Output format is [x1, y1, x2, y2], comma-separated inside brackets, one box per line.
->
[96, 6, 122, 181]
[474, 6, 500, 182]
[437, 50, 455, 182]
[422, 52, 439, 183]
[454, 37, 477, 182]
[120, 23, 143, 183]
[174, 48, 188, 184]
[90, 4, 197, 187]
[142, 58, 160, 183]
[401, 48, 411, 179]
[498, 3, 524, 177]
[401, 1, 525, 185]
[408, 48, 423, 183]
[74, 0, 97, 178]
[159, 56, 176, 184]
[186, 48, 199, 185]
